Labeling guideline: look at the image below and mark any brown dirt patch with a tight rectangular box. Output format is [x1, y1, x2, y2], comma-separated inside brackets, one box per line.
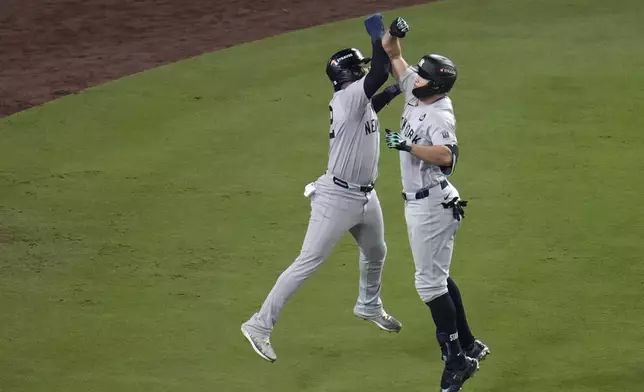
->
[0, 0, 435, 118]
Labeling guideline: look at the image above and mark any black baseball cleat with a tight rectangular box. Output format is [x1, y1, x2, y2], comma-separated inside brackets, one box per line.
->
[440, 356, 479, 392]
[440, 339, 490, 363]
[464, 339, 490, 362]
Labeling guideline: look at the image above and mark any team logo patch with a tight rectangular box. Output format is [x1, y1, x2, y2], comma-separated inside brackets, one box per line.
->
[440, 67, 456, 76]
[419, 113, 426, 121]
[442, 131, 450, 139]
[336, 53, 354, 62]
[330, 60, 338, 66]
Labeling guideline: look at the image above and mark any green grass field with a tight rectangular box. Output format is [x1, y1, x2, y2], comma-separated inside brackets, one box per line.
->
[2, 0, 644, 391]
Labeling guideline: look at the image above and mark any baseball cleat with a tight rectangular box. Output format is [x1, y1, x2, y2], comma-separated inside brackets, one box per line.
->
[465, 339, 490, 362]
[241, 324, 277, 363]
[440, 339, 490, 363]
[440, 355, 479, 392]
[355, 311, 403, 333]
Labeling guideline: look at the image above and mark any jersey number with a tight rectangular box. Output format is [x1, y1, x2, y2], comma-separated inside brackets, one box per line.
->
[329, 105, 335, 139]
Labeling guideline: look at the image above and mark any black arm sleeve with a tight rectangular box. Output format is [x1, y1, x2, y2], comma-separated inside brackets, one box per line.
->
[363, 39, 389, 99]
[371, 84, 402, 113]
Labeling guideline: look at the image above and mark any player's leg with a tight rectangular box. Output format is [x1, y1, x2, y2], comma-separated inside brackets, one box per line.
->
[448, 276, 491, 362]
[241, 191, 357, 360]
[447, 277, 474, 349]
[350, 191, 386, 317]
[425, 221, 469, 362]
[428, 223, 472, 361]
[349, 190, 402, 332]
[404, 199, 478, 389]
[405, 201, 460, 358]
[436, 204, 490, 362]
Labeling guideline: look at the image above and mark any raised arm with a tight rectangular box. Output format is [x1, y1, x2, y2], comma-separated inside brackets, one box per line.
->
[382, 17, 410, 81]
[362, 14, 390, 99]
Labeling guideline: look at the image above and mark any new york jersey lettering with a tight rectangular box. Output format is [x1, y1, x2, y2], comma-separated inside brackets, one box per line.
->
[364, 118, 378, 135]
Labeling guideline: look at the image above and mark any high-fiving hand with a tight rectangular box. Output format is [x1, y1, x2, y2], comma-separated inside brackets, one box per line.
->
[364, 13, 385, 42]
[389, 17, 410, 38]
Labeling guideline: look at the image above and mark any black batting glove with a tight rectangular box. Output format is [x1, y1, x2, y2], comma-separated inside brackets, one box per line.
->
[441, 197, 469, 221]
[390, 17, 410, 38]
[385, 129, 411, 152]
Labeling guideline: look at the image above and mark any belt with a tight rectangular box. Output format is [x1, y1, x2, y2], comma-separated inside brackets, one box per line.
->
[326, 173, 375, 193]
[401, 180, 448, 201]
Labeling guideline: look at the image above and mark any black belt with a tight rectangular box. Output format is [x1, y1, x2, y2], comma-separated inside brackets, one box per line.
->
[401, 180, 448, 201]
[333, 176, 374, 193]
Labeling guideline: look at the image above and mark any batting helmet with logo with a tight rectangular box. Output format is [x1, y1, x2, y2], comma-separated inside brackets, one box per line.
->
[411, 54, 457, 99]
[326, 48, 371, 91]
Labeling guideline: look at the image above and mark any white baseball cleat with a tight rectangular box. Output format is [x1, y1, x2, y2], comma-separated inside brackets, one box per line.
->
[241, 323, 277, 362]
[355, 311, 403, 333]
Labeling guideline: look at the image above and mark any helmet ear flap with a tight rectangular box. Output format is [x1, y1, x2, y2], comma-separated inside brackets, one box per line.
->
[353, 64, 368, 79]
[411, 85, 433, 100]
[411, 78, 445, 99]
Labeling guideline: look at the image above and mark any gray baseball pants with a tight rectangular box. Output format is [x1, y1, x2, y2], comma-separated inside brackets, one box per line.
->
[244, 175, 388, 337]
[403, 181, 462, 303]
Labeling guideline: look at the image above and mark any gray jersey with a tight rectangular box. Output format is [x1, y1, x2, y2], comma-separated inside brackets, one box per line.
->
[327, 76, 380, 186]
[396, 66, 458, 193]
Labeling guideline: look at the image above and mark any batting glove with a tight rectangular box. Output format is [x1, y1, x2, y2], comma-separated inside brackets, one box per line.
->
[364, 13, 385, 42]
[441, 197, 469, 221]
[385, 129, 411, 152]
[390, 17, 410, 38]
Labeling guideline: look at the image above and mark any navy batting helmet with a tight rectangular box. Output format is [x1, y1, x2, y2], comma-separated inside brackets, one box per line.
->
[326, 48, 371, 91]
[411, 54, 457, 99]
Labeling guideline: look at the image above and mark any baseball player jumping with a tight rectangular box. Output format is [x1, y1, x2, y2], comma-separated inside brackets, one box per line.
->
[381, 18, 490, 392]
[241, 14, 405, 363]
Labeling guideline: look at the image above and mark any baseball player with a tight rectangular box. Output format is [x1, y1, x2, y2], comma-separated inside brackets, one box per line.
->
[240, 14, 405, 363]
[381, 18, 490, 392]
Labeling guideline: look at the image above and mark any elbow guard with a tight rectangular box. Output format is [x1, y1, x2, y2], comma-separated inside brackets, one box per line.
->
[440, 144, 459, 176]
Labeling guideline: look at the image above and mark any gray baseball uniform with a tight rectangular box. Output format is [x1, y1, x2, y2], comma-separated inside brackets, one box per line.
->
[244, 76, 388, 337]
[395, 66, 462, 303]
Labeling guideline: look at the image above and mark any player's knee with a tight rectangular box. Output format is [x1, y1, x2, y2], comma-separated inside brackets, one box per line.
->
[415, 281, 448, 303]
[377, 242, 387, 260]
[364, 242, 387, 262]
[417, 287, 449, 303]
